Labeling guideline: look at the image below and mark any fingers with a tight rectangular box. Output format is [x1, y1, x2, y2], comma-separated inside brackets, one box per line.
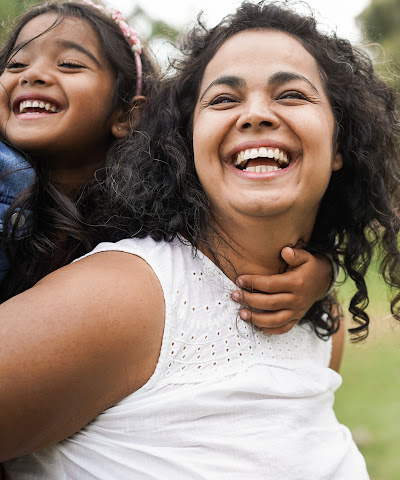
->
[232, 290, 294, 311]
[239, 308, 299, 334]
[280, 246, 312, 269]
[237, 274, 294, 294]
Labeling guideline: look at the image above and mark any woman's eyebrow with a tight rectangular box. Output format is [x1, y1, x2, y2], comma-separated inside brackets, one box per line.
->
[199, 75, 245, 101]
[9, 39, 101, 67]
[268, 71, 318, 93]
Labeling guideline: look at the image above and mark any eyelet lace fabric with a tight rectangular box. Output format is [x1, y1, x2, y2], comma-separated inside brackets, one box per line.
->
[5, 236, 369, 480]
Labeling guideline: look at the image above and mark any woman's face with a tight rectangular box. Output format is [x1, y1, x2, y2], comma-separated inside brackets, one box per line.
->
[192, 29, 342, 229]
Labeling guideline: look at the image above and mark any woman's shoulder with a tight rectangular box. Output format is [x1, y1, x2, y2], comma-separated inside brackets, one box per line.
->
[0, 247, 165, 460]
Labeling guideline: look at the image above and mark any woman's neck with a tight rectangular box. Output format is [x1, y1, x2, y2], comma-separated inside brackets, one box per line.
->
[201, 211, 316, 281]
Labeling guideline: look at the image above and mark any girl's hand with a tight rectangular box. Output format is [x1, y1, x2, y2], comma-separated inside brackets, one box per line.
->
[231, 247, 333, 334]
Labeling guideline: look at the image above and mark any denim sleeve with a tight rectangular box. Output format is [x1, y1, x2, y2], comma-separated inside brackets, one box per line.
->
[0, 142, 35, 282]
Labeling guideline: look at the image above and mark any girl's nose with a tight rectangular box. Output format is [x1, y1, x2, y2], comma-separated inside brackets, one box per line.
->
[19, 66, 53, 87]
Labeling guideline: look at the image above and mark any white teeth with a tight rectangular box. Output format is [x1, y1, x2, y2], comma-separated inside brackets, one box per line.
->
[249, 148, 258, 159]
[243, 165, 279, 173]
[234, 150, 247, 167]
[18, 99, 60, 114]
[234, 146, 290, 169]
[259, 147, 268, 157]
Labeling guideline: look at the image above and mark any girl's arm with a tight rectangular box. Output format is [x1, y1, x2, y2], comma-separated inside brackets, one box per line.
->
[0, 251, 164, 462]
[232, 247, 334, 334]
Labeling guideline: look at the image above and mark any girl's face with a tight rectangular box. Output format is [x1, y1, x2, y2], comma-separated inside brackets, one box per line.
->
[192, 29, 343, 232]
[0, 13, 124, 165]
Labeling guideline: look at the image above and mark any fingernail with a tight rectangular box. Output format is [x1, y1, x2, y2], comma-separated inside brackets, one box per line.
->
[236, 277, 244, 287]
[232, 292, 240, 301]
[240, 310, 248, 321]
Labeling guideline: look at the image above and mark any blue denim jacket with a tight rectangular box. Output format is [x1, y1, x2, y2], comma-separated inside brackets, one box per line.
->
[0, 142, 34, 282]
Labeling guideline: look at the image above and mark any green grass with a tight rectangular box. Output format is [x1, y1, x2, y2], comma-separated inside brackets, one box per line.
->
[334, 268, 400, 480]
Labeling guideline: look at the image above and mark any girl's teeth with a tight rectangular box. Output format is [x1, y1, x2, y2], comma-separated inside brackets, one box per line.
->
[267, 148, 274, 158]
[18, 100, 59, 113]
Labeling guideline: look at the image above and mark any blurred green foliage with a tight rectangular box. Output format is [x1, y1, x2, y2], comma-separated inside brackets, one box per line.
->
[0, 0, 38, 23]
[335, 262, 400, 480]
[357, 0, 400, 93]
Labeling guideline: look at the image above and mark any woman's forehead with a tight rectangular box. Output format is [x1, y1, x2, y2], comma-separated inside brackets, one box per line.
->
[201, 30, 322, 87]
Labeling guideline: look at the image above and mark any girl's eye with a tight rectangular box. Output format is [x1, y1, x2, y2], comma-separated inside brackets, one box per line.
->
[59, 60, 85, 69]
[6, 61, 26, 70]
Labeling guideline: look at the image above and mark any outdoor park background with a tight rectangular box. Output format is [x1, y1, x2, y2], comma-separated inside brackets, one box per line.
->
[1, 0, 399, 478]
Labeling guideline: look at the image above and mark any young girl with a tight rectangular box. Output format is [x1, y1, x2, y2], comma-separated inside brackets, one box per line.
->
[0, 0, 335, 333]
[2, 1, 399, 477]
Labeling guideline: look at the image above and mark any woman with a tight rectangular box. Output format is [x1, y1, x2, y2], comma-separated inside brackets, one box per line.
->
[2, 1, 399, 477]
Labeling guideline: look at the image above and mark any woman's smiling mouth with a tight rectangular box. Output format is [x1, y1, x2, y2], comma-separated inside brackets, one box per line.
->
[233, 146, 291, 172]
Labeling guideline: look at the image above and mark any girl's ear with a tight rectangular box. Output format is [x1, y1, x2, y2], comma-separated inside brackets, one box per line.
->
[110, 96, 146, 138]
[130, 95, 146, 127]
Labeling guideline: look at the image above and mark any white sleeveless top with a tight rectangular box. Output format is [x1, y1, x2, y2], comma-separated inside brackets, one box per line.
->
[5, 236, 368, 479]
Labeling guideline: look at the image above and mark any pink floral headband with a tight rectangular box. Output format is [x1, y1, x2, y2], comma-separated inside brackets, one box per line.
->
[83, 0, 143, 96]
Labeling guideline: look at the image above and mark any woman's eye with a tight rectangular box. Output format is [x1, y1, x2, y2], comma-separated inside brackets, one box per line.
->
[278, 91, 309, 101]
[6, 61, 26, 70]
[209, 95, 238, 106]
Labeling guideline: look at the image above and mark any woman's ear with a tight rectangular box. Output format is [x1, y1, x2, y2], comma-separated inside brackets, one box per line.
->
[110, 96, 146, 138]
[332, 146, 343, 171]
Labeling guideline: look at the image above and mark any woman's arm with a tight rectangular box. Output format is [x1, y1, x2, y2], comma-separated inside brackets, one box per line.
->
[0, 251, 164, 461]
[329, 302, 345, 372]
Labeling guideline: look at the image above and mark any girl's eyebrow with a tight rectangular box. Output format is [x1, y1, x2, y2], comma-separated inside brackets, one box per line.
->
[56, 39, 101, 66]
[9, 39, 101, 67]
[199, 71, 319, 101]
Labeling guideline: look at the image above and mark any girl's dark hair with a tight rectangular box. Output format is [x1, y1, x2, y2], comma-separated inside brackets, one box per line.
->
[0, 1, 156, 302]
[103, 0, 400, 340]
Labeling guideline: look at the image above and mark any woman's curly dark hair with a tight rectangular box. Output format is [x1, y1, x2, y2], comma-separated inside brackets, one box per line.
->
[103, 0, 400, 340]
[0, 1, 157, 302]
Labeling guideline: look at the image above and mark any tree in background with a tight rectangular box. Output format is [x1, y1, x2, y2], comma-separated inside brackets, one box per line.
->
[0, 0, 179, 51]
[357, 0, 400, 93]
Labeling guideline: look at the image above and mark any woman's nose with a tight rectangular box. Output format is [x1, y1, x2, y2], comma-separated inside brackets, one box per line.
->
[236, 100, 280, 130]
